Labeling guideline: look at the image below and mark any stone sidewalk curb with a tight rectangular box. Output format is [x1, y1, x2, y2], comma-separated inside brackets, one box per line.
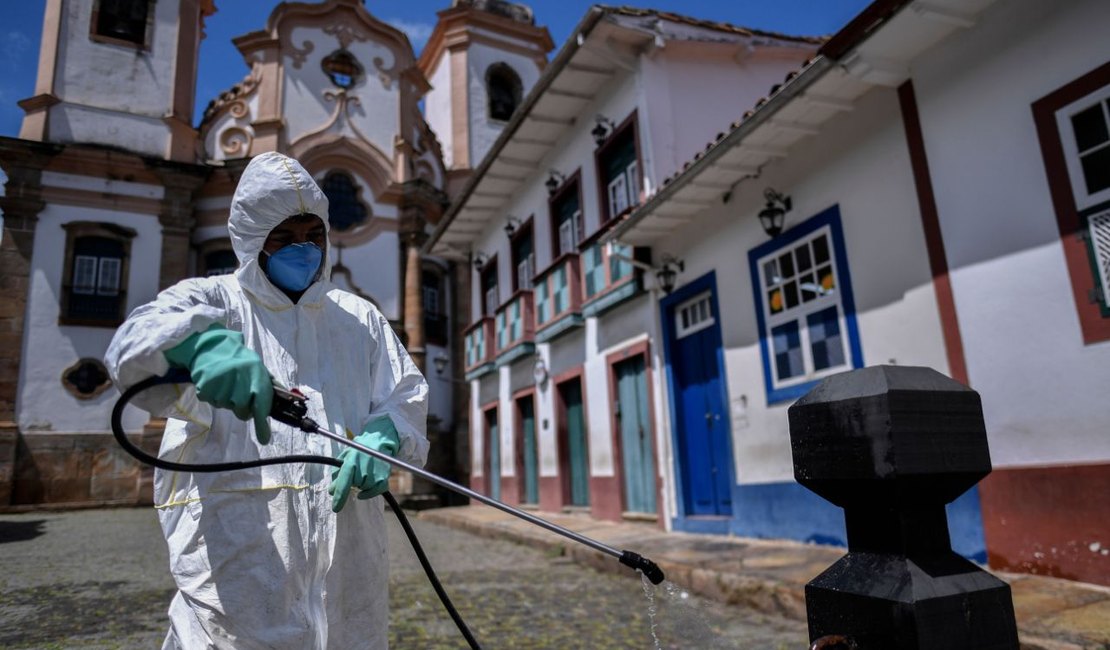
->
[418, 506, 1110, 650]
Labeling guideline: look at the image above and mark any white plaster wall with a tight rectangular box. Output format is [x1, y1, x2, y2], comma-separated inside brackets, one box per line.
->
[467, 41, 542, 167]
[50, 0, 180, 156]
[18, 205, 163, 434]
[643, 46, 814, 182]
[656, 86, 946, 485]
[425, 55, 455, 168]
[911, 0, 1110, 467]
[283, 25, 402, 157]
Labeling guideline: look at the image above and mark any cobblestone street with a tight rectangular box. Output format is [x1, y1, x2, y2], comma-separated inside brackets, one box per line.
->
[0, 507, 807, 649]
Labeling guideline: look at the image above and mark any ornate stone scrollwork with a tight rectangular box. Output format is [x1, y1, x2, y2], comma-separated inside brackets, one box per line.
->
[220, 127, 253, 157]
[61, 358, 112, 400]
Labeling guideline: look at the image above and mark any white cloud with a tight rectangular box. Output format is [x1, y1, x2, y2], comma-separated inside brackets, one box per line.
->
[384, 18, 434, 52]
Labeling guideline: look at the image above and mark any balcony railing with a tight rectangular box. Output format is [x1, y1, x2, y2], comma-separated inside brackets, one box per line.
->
[494, 289, 535, 365]
[579, 237, 642, 317]
[533, 253, 584, 342]
[463, 316, 495, 379]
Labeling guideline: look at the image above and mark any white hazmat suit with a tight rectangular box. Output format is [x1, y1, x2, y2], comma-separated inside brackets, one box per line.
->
[105, 152, 429, 649]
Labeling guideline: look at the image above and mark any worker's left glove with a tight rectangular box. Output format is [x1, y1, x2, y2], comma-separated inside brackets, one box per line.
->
[328, 416, 400, 513]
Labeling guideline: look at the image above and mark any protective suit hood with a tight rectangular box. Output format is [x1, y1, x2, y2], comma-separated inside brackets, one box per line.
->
[229, 152, 331, 307]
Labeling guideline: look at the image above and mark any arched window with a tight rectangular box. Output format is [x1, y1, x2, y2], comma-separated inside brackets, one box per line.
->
[486, 63, 522, 122]
[320, 171, 370, 232]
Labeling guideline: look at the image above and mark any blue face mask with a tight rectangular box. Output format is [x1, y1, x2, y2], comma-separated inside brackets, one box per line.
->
[264, 242, 323, 292]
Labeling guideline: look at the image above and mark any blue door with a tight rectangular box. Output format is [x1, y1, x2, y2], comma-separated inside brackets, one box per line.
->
[518, 396, 539, 504]
[670, 290, 733, 516]
[615, 355, 657, 515]
[486, 409, 500, 501]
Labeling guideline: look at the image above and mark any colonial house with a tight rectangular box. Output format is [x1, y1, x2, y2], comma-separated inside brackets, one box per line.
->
[424, 9, 819, 518]
[0, 0, 552, 507]
[427, 0, 1110, 588]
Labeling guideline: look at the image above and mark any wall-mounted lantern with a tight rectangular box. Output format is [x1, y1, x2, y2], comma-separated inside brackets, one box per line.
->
[758, 188, 792, 238]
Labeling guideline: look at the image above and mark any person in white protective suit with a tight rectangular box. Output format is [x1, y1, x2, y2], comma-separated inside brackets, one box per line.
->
[105, 152, 428, 649]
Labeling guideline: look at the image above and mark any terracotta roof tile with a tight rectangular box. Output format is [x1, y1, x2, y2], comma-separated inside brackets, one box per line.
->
[608, 6, 828, 45]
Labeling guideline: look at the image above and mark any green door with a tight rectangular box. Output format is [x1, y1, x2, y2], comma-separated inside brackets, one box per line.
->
[560, 379, 590, 506]
[487, 409, 500, 501]
[519, 396, 539, 504]
[615, 356, 656, 515]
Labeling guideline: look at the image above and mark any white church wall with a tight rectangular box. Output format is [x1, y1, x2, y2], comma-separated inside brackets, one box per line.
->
[18, 204, 162, 434]
[466, 40, 542, 168]
[425, 54, 455, 169]
[283, 25, 401, 159]
[49, 0, 181, 157]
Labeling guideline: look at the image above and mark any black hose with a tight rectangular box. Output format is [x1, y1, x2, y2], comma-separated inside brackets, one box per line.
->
[111, 374, 481, 650]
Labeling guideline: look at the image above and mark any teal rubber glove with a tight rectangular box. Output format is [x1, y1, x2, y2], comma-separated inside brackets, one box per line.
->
[163, 324, 273, 444]
[328, 416, 400, 513]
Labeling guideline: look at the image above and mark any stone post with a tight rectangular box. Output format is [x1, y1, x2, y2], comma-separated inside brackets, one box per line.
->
[788, 366, 1018, 650]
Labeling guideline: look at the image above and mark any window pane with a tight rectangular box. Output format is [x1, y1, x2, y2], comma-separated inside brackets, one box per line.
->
[763, 259, 779, 287]
[799, 273, 819, 302]
[817, 265, 836, 295]
[73, 256, 98, 294]
[771, 321, 804, 380]
[1080, 146, 1110, 196]
[807, 306, 846, 371]
[608, 174, 629, 217]
[1072, 103, 1110, 153]
[812, 234, 830, 265]
[322, 172, 369, 232]
[795, 244, 812, 272]
[97, 257, 121, 295]
[768, 288, 784, 314]
[778, 251, 795, 279]
[783, 280, 799, 309]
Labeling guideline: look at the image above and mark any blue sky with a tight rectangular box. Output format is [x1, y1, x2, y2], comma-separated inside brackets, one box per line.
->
[0, 1, 871, 138]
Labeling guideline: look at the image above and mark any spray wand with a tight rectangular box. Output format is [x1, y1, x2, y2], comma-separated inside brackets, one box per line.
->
[269, 383, 665, 584]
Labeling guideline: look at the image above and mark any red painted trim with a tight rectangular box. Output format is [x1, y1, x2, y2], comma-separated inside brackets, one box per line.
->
[898, 80, 970, 386]
[604, 340, 663, 526]
[538, 476, 561, 512]
[1031, 61, 1110, 344]
[979, 463, 1110, 587]
[512, 388, 537, 505]
[819, 0, 911, 60]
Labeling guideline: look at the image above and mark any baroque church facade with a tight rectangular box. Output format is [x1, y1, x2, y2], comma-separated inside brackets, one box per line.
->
[0, 0, 552, 507]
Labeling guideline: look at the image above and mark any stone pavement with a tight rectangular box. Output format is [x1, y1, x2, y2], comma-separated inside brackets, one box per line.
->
[419, 506, 1110, 650]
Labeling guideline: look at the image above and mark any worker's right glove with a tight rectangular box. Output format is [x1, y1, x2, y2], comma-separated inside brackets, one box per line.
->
[328, 416, 400, 513]
[163, 324, 273, 444]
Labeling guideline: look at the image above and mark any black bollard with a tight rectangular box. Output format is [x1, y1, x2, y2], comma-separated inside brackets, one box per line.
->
[788, 366, 1018, 650]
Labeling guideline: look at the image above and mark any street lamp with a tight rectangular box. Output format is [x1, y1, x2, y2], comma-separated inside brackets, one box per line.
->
[655, 254, 685, 294]
[592, 115, 615, 146]
[758, 188, 792, 238]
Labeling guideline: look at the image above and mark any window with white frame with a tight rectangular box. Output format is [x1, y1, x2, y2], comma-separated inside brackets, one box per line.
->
[1057, 83, 1110, 211]
[511, 223, 534, 291]
[480, 258, 499, 316]
[597, 116, 641, 222]
[675, 291, 715, 338]
[1055, 83, 1110, 311]
[748, 207, 861, 402]
[550, 176, 583, 258]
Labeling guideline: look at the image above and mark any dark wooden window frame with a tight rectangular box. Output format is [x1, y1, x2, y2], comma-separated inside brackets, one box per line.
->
[1032, 60, 1110, 343]
[593, 110, 643, 226]
[509, 215, 535, 292]
[479, 254, 499, 317]
[548, 169, 585, 260]
[60, 221, 137, 327]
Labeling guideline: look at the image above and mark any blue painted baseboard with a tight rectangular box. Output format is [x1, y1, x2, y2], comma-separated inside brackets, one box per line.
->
[696, 481, 988, 563]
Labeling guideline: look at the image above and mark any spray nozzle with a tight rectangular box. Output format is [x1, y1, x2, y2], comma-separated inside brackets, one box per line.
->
[619, 550, 665, 585]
